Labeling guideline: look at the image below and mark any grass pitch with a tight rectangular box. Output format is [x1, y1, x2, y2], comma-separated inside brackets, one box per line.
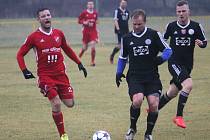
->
[0, 17, 210, 140]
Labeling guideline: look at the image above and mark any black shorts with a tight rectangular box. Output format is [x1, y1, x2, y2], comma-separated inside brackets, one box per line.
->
[126, 76, 162, 99]
[116, 33, 122, 44]
[168, 62, 192, 90]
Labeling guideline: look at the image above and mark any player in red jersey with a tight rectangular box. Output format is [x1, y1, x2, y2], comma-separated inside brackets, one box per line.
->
[16, 8, 87, 140]
[78, 0, 98, 66]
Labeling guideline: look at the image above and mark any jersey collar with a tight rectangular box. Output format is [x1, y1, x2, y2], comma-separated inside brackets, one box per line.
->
[38, 27, 52, 36]
[87, 9, 94, 14]
[132, 27, 147, 38]
[177, 20, 190, 29]
[119, 7, 126, 13]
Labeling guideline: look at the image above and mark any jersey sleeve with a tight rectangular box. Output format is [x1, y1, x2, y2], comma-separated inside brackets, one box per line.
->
[119, 37, 129, 60]
[78, 11, 85, 24]
[196, 23, 207, 41]
[16, 35, 33, 71]
[60, 31, 81, 64]
[155, 31, 172, 60]
[163, 23, 171, 40]
[113, 9, 118, 20]
[155, 31, 171, 52]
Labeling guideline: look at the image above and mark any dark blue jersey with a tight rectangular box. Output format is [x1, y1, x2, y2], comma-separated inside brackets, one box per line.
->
[120, 27, 170, 80]
[114, 7, 129, 35]
[164, 20, 207, 69]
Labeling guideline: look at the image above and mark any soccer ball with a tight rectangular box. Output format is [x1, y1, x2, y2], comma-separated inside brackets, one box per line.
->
[92, 130, 111, 140]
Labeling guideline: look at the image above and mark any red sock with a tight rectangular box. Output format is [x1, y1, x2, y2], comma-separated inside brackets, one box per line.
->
[52, 111, 65, 136]
[79, 49, 85, 58]
[91, 47, 96, 64]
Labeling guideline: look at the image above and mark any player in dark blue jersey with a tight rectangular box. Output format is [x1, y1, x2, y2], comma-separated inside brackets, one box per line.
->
[110, 0, 129, 64]
[116, 9, 172, 140]
[158, 0, 207, 129]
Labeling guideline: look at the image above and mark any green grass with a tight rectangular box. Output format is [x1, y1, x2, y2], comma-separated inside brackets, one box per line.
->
[0, 17, 210, 140]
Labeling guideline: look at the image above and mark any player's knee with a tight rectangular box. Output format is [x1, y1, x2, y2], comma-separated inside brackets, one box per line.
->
[66, 101, 74, 108]
[183, 83, 193, 93]
[168, 92, 178, 98]
[132, 101, 141, 108]
[149, 103, 158, 112]
[132, 97, 143, 108]
[51, 96, 61, 111]
[182, 78, 193, 92]
[82, 46, 88, 51]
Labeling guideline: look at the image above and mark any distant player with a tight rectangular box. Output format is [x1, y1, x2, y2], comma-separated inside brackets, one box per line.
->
[116, 9, 172, 140]
[110, 0, 129, 64]
[16, 8, 87, 140]
[158, 0, 207, 128]
[78, 0, 98, 66]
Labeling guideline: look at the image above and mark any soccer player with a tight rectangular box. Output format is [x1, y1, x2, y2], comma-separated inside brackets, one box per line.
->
[116, 9, 172, 140]
[110, 0, 129, 64]
[78, 0, 98, 66]
[16, 8, 87, 140]
[158, 0, 207, 128]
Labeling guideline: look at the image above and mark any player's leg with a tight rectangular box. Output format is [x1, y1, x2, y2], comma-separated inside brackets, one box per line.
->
[79, 43, 88, 58]
[144, 81, 162, 140]
[125, 93, 144, 140]
[88, 41, 96, 66]
[158, 82, 179, 110]
[59, 85, 75, 108]
[50, 94, 66, 137]
[177, 78, 192, 117]
[110, 33, 121, 64]
[56, 74, 75, 108]
[39, 76, 67, 138]
[173, 66, 192, 128]
[88, 30, 98, 66]
[79, 31, 89, 58]
[125, 78, 144, 140]
[159, 63, 182, 110]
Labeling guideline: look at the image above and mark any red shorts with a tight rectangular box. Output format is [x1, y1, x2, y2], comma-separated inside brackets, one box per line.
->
[38, 74, 74, 100]
[82, 29, 98, 45]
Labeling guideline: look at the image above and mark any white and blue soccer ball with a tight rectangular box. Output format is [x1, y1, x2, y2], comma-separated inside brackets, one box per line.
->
[92, 130, 111, 140]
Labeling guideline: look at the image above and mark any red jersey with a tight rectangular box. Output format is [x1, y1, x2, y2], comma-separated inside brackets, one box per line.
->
[17, 27, 81, 76]
[78, 9, 98, 31]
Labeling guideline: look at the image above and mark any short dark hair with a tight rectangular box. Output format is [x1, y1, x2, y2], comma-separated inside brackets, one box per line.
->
[36, 8, 50, 17]
[131, 9, 146, 22]
[176, 0, 189, 7]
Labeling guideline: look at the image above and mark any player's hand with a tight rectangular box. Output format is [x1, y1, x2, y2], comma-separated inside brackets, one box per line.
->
[22, 69, 35, 79]
[195, 39, 203, 47]
[154, 56, 165, 65]
[116, 73, 125, 87]
[78, 63, 87, 78]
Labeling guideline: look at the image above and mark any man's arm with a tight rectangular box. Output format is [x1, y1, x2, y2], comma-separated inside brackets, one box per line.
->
[61, 32, 87, 77]
[78, 12, 84, 24]
[116, 38, 128, 87]
[17, 44, 31, 71]
[154, 32, 172, 65]
[78, 11, 89, 26]
[195, 23, 207, 48]
[16, 38, 35, 79]
[114, 9, 120, 32]
[163, 23, 171, 41]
